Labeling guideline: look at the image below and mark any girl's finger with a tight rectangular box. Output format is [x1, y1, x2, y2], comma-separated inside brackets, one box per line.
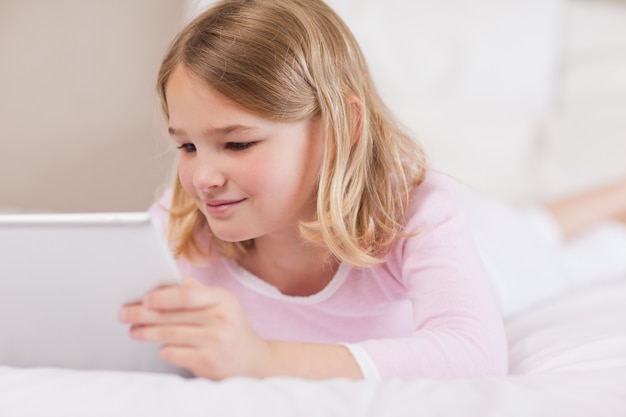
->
[158, 345, 228, 380]
[158, 345, 204, 374]
[129, 323, 205, 346]
[119, 304, 213, 325]
[143, 282, 226, 311]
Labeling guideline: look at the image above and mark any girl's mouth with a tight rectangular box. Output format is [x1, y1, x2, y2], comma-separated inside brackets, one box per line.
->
[204, 198, 246, 216]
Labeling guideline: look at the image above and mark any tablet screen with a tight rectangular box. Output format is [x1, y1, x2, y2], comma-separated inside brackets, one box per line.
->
[0, 212, 185, 375]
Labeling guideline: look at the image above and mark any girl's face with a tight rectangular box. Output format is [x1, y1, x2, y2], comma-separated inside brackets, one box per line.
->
[165, 65, 324, 243]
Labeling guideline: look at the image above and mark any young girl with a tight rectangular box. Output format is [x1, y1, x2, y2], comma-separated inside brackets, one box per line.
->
[118, 0, 626, 381]
[117, 0, 508, 381]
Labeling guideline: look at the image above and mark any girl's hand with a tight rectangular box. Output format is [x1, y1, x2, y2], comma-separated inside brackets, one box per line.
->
[118, 278, 271, 380]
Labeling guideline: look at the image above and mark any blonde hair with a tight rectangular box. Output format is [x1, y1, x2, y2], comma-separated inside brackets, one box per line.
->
[157, 0, 427, 267]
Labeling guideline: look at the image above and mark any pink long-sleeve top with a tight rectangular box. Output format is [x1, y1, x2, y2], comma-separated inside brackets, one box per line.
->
[149, 169, 508, 380]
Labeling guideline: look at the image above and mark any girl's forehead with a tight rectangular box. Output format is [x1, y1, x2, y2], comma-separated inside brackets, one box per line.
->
[166, 70, 313, 135]
[166, 65, 209, 93]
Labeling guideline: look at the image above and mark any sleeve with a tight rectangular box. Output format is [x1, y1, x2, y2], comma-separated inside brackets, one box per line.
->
[355, 170, 509, 380]
[342, 343, 381, 380]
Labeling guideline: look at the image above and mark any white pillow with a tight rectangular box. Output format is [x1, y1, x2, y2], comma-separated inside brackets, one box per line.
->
[532, 1, 626, 201]
[394, 102, 539, 203]
[537, 109, 626, 201]
[327, 0, 565, 114]
[561, 0, 626, 111]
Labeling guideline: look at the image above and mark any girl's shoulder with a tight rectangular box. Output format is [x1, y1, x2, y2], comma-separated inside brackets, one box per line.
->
[382, 167, 476, 285]
[405, 167, 466, 229]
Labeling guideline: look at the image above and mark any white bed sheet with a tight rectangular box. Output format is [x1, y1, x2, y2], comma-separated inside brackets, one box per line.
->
[2, 280, 624, 417]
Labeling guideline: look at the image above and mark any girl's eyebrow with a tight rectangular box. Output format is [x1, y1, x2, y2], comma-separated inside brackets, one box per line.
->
[168, 125, 259, 137]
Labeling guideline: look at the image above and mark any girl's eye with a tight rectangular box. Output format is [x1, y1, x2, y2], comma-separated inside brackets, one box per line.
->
[177, 143, 196, 153]
[226, 142, 256, 151]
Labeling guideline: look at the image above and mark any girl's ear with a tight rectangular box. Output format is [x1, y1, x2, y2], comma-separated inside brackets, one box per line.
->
[347, 95, 364, 146]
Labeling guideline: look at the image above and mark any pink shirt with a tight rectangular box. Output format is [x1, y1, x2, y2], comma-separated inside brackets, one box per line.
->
[149, 169, 508, 380]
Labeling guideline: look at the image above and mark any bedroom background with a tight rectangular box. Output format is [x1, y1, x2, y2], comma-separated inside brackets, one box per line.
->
[0, 0, 625, 213]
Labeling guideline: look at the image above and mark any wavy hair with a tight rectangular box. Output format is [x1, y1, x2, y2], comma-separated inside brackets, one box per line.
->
[156, 0, 427, 267]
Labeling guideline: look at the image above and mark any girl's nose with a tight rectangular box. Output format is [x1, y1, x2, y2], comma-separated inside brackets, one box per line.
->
[192, 153, 227, 190]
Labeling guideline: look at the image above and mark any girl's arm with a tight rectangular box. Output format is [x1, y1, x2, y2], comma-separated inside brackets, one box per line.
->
[353, 170, 509, 379]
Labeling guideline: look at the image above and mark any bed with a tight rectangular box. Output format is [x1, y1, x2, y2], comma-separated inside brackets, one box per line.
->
[2, 0, 626, 415]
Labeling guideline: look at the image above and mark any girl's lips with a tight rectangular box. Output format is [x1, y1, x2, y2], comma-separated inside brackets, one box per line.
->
[206, 198, 245, 207]
[204, 198, 246, 216]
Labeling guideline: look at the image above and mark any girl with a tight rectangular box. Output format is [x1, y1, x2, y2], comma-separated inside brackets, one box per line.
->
[118, 0, 508, 380]
[118, 0, 626, 381]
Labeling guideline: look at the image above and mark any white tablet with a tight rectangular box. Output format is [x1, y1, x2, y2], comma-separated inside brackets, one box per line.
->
[0, 212, 186, 375]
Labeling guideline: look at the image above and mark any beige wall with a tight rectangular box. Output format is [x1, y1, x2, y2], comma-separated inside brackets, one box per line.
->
[0, 1, 185, 212]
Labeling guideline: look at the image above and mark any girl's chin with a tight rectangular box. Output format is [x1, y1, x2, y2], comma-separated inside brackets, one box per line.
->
[209, 227, 257, 243]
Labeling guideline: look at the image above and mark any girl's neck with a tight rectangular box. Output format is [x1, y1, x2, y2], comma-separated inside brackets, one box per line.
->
[236, 234, 340, 297]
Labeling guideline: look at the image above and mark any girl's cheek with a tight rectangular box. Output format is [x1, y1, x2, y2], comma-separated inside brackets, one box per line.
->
[237, 153, 270, 189]
[178, 162, 196, 196]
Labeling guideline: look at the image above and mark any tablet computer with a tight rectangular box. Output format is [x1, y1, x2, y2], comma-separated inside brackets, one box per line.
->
[0, 212, 186, 375]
